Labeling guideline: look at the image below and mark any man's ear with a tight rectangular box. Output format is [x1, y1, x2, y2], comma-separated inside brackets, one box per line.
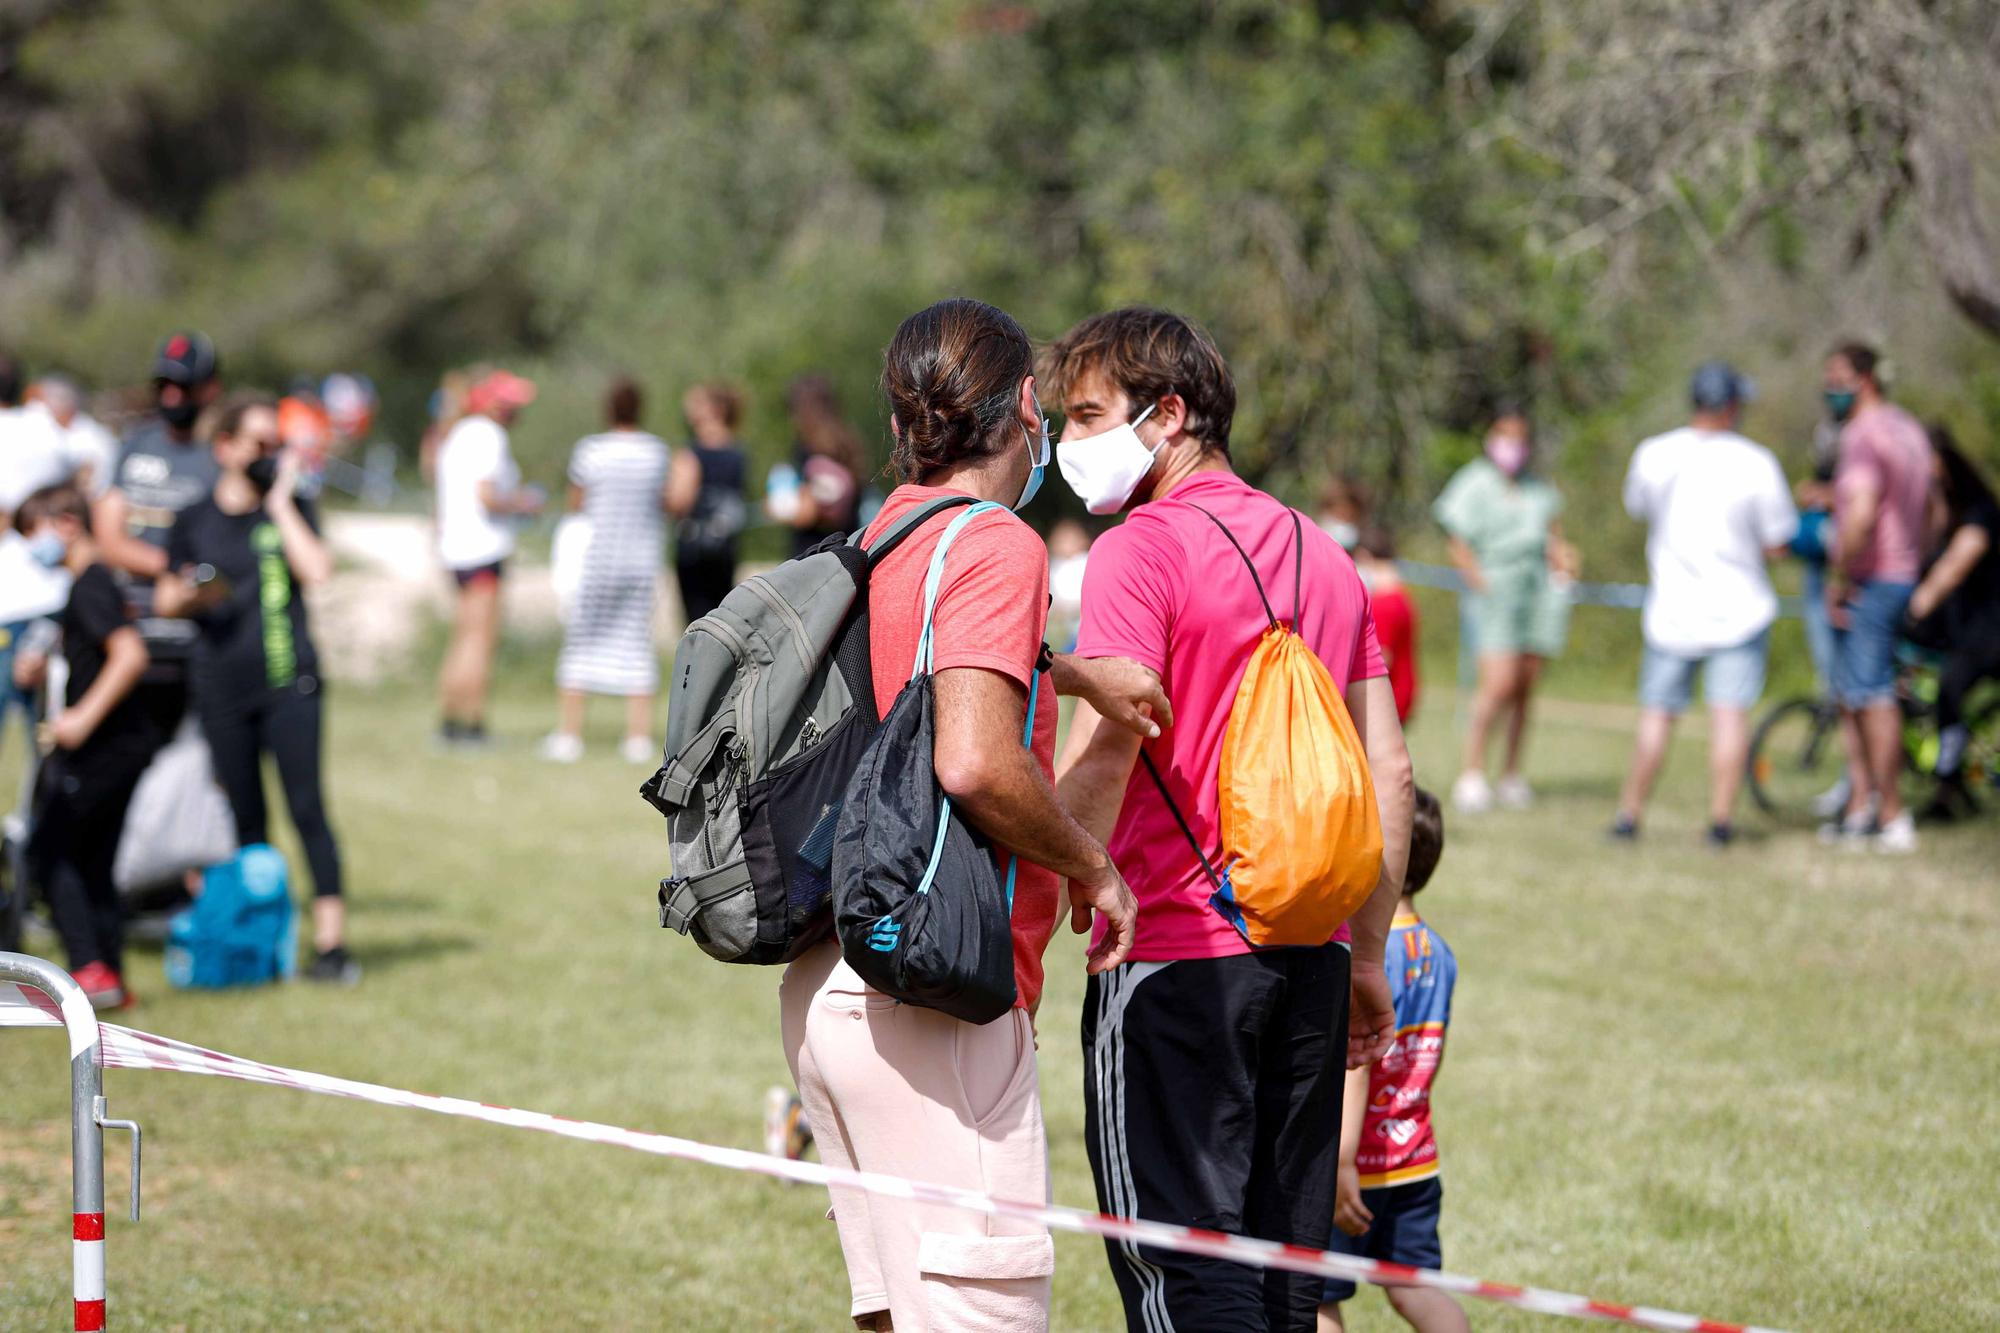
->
[1018, 374, 1039, 431]
[1155, 391, 1190, 443]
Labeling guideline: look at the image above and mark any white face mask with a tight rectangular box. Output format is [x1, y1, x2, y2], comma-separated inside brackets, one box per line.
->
[1056, 403, 1160, 515]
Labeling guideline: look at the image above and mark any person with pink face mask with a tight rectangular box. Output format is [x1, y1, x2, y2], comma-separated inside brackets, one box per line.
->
[1433, 404, 1577, 813]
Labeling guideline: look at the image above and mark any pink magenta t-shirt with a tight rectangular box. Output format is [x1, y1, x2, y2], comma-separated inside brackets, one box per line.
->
[1075, 470, 1386, 962]
[1836, 402, 1933, 584]
[861, 486, 1061, 1012]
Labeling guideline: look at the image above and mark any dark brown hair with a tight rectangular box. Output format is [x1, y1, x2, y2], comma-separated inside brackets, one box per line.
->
[1831, 341, 1881, 386]
[207, 391, 276, 443]
[1356, 524, 1398, 561]
[692, 381, 745, 431]
[607, 375, 644, 428]
[881, 299, 1034, 482]
[1042, 306, 1236, 456]
[16, 483, 91, 535]
[1405, 787, 1445, 896]
[787, 373, 866, 478]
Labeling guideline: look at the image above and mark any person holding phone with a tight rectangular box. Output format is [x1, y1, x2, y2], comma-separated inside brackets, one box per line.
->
[157, 395, 355, 983]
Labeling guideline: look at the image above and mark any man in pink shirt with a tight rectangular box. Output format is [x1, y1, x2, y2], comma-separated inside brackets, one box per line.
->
[1822, 341, 1932, 852]
[1049, 307, 1416, 1332]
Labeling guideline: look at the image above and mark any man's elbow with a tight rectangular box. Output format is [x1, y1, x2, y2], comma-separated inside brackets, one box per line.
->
[1371, 743, 1415, 813]
[933, 743, 1004, 805]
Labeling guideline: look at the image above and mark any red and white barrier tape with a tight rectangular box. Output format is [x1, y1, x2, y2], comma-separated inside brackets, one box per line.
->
[2, 992, 1784, 1333]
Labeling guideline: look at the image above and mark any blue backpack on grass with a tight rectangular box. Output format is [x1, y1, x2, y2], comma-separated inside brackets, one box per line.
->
[164, 844, 298, 989]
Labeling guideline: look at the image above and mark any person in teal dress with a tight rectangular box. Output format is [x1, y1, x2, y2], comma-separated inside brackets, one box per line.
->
[1433, 405, 1577, 813]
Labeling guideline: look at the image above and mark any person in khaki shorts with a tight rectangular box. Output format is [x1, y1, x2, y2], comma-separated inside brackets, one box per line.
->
[1433, 405, 1575, 814]
[780, 298, 1143, 1332]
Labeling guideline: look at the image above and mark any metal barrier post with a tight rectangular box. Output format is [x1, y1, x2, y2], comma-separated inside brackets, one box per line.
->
[0, 952, 111, 1331]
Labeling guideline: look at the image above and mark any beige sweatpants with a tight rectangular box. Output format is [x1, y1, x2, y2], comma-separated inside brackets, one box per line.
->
[780, 941, 1054, 1331]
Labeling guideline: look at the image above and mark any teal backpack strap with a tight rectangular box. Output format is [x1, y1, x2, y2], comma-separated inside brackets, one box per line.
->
[905, 500, 1039, 915]
[911, 501, 1005, 680]
[856, 493, 979, 563]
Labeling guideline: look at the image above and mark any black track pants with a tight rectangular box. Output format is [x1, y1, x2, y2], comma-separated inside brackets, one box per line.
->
[1082, 942, 1351, 1332]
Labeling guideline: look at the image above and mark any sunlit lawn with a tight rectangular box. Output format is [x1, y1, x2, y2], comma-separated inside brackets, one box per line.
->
[2, 650, 1997, 1330]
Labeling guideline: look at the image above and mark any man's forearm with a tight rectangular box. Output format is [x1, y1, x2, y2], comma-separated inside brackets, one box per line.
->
[1054, 702, 1140, 847]
[949, 745, 1110, 885]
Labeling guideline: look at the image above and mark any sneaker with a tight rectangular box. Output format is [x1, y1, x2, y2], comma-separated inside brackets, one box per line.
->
[1608, 814, 1640, 843]
[1706, 822, 1735, 850]
[762, 1085, 813, 1162]
[307, 947, 361, 985]
[1817, 813, 1876, 848]
[1495, 774, 1534, 810]
[538, 732, 584, 764]
[1875, 811, 1918, 855]
[620, 735, 656, 766]
[1451, 771, 1494, 814]
[71, 961, 128, 1011]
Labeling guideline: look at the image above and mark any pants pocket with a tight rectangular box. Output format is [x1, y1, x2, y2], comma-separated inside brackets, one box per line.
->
[916, 1231, 1053, 1332]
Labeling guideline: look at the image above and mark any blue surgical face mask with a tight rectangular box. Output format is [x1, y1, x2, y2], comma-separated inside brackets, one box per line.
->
[1014, 411, 1051, 511]
[1824, 388, 1858, 422]
[27, 532, 67, 569]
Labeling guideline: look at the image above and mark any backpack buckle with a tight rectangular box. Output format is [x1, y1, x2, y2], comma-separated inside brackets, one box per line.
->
[658, 878, 692, 933]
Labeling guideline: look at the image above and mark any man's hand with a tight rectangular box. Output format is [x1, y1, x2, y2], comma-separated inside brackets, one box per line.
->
[1825, 577, 1853, 631]
[1061, 655, 1172, 740]
[1348, 962, 1395, 1069]
[46, 711, 93, 752]
[1334, 1163, 1373, 1238]
[13, 650, 47, 691]
[1067, 853, 1137, 973]
[268, 449, 302, 509]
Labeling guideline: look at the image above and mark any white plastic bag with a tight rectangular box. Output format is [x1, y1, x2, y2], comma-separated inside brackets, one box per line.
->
[114, 719, 239, 893]
[551, 514, 592, 624]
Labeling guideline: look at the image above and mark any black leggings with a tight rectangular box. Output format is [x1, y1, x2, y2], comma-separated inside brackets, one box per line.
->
[676, 557, 737, 625]
[1935, 628, 2000, 777]
[201, 682, 343, 898]
[32, 751, 149, 974]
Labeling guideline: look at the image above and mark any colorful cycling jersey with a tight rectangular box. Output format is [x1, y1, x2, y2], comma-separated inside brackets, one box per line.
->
[1355, 911, 1456, 1188]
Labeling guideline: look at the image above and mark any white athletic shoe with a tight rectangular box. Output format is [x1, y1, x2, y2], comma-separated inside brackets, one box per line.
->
[1495, 774, 1534, 810]
[537, 732, 584, 764]
[620, 735, 656, 766]
[1452, 770, 1495, 814]
[1875, 811, 1918, 855]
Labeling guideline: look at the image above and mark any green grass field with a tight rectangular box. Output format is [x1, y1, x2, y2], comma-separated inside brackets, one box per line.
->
[3, 663, 1998, 1331]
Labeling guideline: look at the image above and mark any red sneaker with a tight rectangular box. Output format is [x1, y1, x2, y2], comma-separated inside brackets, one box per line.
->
[70, 962, 129, 1011]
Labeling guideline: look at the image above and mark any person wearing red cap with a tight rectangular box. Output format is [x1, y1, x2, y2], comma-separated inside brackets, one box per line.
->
[435, 368, 543, 746]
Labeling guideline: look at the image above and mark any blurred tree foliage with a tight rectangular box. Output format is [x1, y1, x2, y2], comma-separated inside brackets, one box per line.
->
[0, 0, 1993, 549]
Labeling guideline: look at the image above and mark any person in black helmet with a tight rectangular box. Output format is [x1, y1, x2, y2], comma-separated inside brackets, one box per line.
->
[91, 331, 223, 740]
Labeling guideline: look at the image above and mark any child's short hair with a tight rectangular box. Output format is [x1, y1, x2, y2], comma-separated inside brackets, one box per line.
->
[16, 483, 91, 535]
[1406, 787, 1444, 895]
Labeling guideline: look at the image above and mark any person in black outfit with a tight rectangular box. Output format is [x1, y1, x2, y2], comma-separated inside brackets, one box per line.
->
[667, 382, 748, 623]
[157, 396, 357, 984]
[15, 485, 156, 1008]
[1908, 427, 2000, 818]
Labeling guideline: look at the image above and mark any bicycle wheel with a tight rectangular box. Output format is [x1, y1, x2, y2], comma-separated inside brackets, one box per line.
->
[1749, 697, 1843, 820]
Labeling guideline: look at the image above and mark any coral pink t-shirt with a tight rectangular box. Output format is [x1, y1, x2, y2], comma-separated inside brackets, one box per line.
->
[1836, 402, 1933, 584]
[861, 486, 1060, 1012]
[1076, 471, 1386, 962]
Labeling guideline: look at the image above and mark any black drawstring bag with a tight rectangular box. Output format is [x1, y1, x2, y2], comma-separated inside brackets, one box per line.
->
[830, 502, 1036, 1025]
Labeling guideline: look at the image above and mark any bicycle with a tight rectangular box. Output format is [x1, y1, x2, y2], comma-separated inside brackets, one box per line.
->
[1748, 648, 2000, 821]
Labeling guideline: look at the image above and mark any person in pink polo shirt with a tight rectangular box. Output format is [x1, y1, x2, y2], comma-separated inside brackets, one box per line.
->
[1822, 341, 1933, 852]
[1049, 307, 1416, 1333]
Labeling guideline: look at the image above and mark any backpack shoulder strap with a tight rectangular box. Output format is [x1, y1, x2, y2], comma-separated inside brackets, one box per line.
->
[1139, 750, 1225, 893]
[855, 494, 979, 565]
[1185, 503, 1279, 630]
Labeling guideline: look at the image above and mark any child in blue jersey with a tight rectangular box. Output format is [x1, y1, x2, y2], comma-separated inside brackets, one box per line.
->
[1318, 788, 1466, 1333]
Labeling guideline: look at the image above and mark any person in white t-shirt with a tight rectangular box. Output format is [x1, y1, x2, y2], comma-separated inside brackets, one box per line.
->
[435, 369, 544, 746]
[0, 386, 96, 525]
[1613, 362, 1798, 846]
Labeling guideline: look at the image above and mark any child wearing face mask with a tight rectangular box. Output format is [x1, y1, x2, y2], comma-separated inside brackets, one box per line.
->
[14, 483, 157, 1008]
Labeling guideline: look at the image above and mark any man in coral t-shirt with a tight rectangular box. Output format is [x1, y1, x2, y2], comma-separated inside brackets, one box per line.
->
[1049, 307, 1417, 1333]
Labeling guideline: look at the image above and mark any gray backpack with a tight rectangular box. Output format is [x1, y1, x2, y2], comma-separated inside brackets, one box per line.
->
[641, 495, 975, 963]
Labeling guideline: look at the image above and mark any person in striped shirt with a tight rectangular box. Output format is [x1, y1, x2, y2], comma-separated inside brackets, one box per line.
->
[1320, 788, 1466, 1333]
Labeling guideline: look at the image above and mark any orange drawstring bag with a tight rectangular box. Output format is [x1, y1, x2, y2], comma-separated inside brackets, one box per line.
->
[1141, 506, 1382, 947]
